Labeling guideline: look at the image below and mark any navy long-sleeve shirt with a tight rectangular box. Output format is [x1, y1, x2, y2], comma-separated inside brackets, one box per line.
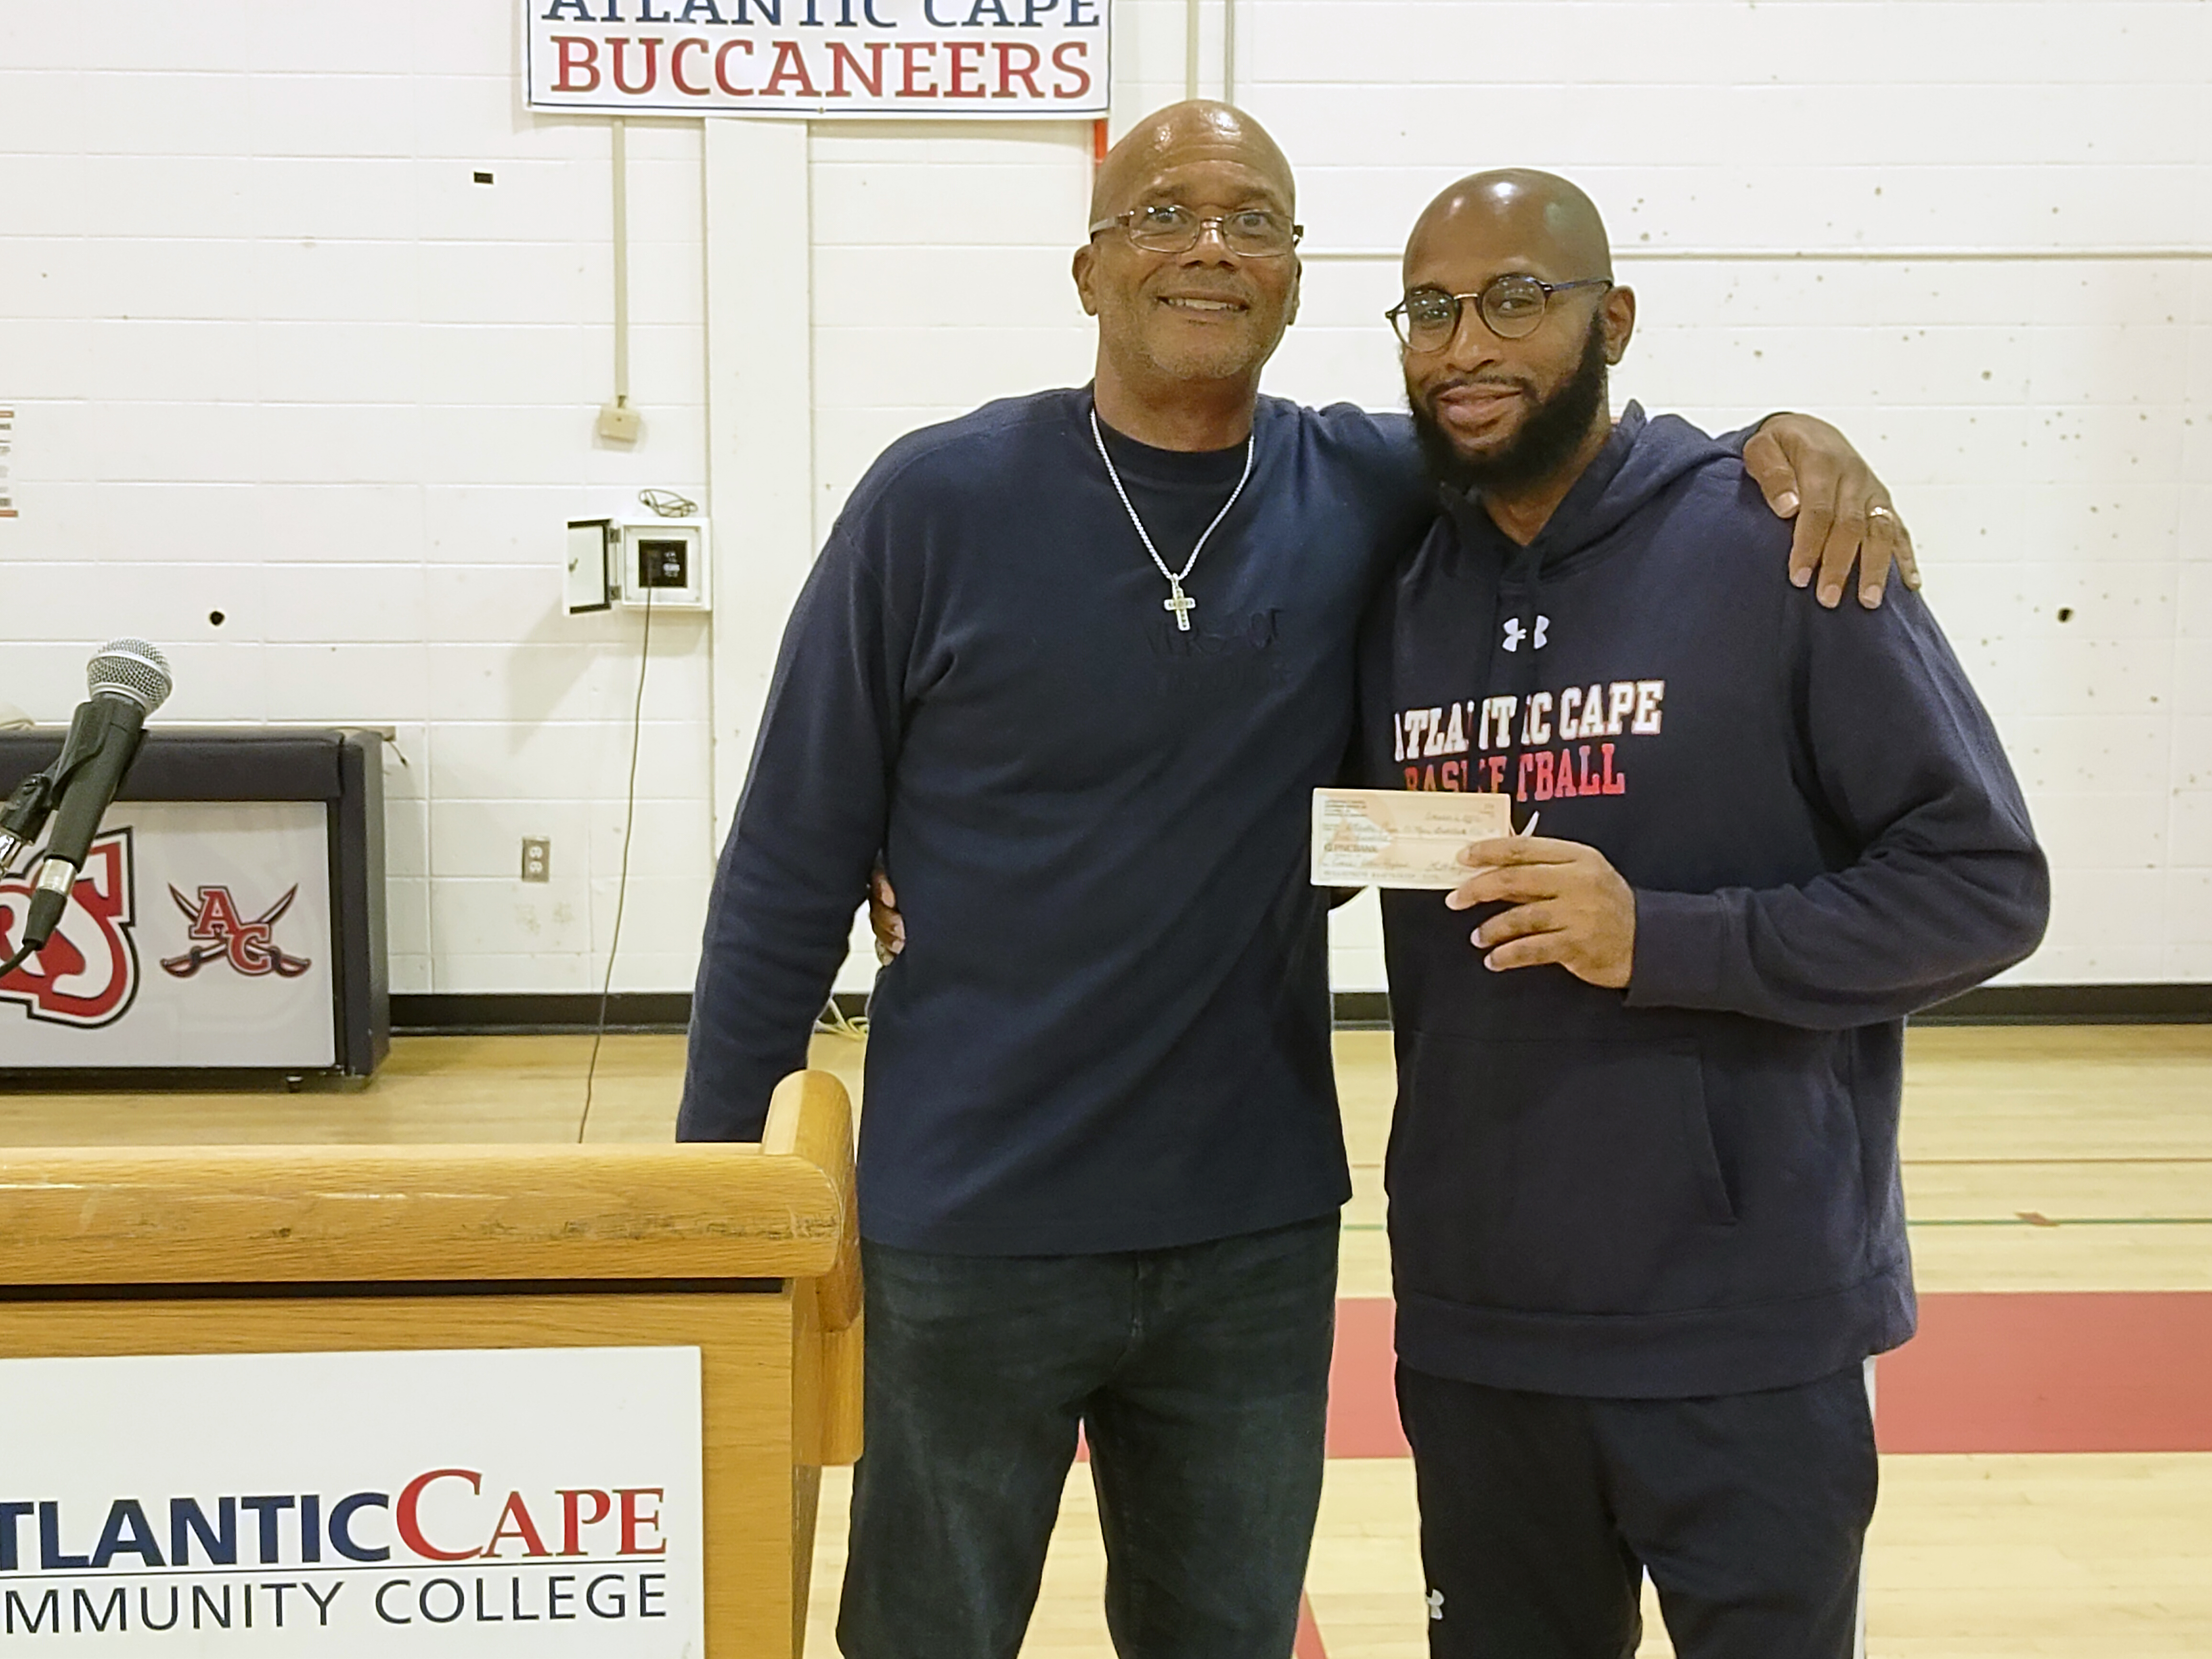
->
[680, 388, 1432, 1254]
[1358, 405, 2049, 1397]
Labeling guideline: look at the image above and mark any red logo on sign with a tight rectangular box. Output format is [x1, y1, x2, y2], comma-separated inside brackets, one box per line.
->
[0, 830, 141, 1029]
[163, 883, 312, 978]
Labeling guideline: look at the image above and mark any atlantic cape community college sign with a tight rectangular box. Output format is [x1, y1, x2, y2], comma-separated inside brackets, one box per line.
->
[527, 0, 1111, 118]
[0, 1348, 703, 1653]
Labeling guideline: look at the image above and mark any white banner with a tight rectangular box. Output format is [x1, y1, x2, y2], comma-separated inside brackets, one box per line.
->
[0, 802, 335, 1070]
[0, 1348, 704, 1654]
[525, 0, 1110, 118]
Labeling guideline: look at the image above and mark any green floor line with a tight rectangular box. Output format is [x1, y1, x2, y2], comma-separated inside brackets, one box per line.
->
[1338, 1218, 2212, 1233]
[1909, 1216, 2212, 1228]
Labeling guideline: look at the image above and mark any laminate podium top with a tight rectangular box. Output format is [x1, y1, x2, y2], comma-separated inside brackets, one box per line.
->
[0, 1071, 858, 1312]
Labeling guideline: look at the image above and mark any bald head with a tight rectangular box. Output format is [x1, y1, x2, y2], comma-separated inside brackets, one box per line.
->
[1074, 101, 1305, 443]
[1091, 101, 1295, 224]
[1405, 169, 1613, 286]
[1394, 168, 1634, 514]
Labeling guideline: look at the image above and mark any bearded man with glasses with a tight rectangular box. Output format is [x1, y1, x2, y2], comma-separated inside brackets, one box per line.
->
[1357, 170, 2047, 1658]
[682, 103, 1911, 1659]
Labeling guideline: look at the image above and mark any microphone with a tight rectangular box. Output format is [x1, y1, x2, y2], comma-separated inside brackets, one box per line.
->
[1, 639, 172, 957]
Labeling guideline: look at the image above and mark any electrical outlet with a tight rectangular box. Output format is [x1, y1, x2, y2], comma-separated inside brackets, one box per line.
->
[638, 537, 690, 589]
[613, 519, 708, 610]
[521, 838, 552, 882]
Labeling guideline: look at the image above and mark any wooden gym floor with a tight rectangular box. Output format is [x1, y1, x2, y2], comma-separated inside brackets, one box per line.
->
[2, 1024, 2207, 1655]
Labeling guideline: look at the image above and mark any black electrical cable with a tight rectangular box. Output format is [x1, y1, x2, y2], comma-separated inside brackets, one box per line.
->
[638, 488, 697, 519]
[578, 586, 654, 1144]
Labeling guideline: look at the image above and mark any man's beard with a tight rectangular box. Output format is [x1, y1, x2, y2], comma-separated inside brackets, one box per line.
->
[1410, 313, 1610, 498]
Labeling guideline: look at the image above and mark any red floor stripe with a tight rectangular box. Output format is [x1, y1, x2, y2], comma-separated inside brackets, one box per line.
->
[1325, 1292, 2212, 1457]
[1328, 1297, 1412, 1457]
[1293, 1592, 1329, 1659]
[1875, 1290, 2212, 1453]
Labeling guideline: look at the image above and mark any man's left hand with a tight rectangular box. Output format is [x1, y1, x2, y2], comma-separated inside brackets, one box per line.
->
[1743, 412, 1921, 611]
[1445, 837, 1636, 988]
[868, 863, 905, 965]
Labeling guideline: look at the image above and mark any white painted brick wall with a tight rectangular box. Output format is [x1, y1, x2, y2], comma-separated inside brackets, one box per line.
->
[0, 2, 712, 998]
[1, 0, 2205, 1000]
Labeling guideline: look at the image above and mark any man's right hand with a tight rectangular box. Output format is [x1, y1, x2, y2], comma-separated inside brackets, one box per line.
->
[869, 864, 905, 963]
[1742, 413, 1920, 609]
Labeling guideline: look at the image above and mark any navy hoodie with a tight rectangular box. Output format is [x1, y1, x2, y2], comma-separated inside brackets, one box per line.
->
[1357, 405, 2049, 1398]
[680, 388, 1433, 1254]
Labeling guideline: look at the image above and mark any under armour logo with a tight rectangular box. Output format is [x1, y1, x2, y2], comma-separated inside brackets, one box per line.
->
[1501, 614, 1549, 653]
[1427, 1588, 1445, 1621]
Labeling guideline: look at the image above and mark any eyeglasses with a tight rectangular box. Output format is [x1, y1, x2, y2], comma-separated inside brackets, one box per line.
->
[1088, 204, 1304, 258]
[1385, 276, 1613, 350]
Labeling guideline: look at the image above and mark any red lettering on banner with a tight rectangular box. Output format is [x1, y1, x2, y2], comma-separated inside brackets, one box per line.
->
[1599, 742, 1627, 795]
[994, 41, 1043, 97]
[542, 15, 1101, 110]
[1532, 751, 1555, 801]
[1515, 753, 1536, 802]
[1403, 766, 1422, 790]
[397, 1471, 482, 1563]
[670, 37, 710, 95]
[763, 40, 818, 96]
[1440, 760, 1464, 791]
[0, 832, 138, 1029]
[714, 39, 755, 94]
[483, 1493, 551, 1559]
[829, 40, 886, 96]
[553, 36, 601, 91]
[608, 37, 661, 94]
[946, 41, 986, 97]
[617, 1490, 667, 1557]
[558, 1490, 612, 1557]
[1051, 39, 1092, 99]
[1483, 756, 1507, 792]
[899, 40, 940, 96]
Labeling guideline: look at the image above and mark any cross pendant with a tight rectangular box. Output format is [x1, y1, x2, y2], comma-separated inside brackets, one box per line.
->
[1163, 582, 1197, 630]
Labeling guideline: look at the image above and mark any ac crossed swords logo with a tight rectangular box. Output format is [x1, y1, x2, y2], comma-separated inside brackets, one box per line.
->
[161, 883, 313, 979]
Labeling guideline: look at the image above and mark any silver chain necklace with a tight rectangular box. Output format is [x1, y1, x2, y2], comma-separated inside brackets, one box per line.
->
[1089, 405, 1256, 631]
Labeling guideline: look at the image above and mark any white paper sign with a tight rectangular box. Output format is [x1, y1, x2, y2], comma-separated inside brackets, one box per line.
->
[0, 1347, 703, 1655]
[1311, 787, 1513, 890]
[0, 802, 334, 1069]
[525, 0, 1111, 118]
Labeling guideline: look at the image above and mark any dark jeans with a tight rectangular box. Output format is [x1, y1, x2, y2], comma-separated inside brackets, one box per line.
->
[1399, 1362, 1877, 1659]
[836, 1217, 1339, 1659]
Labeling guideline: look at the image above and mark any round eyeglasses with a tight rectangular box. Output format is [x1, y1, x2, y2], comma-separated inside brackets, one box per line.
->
[1088, 204, 1304, 258]
[1386, 275, 1613, 350]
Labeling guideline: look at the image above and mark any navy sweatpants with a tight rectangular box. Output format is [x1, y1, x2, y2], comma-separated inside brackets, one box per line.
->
[1397, 1362, 1877, 1659]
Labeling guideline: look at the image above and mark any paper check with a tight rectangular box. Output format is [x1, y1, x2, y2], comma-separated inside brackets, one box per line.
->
[1311, 788, 1513, 889]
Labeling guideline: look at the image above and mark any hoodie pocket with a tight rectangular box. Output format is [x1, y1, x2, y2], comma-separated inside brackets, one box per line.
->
[1389, 1032, 1735, 1316]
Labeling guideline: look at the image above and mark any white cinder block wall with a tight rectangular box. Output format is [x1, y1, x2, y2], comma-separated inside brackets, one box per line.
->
[1, 1, 2205, 999]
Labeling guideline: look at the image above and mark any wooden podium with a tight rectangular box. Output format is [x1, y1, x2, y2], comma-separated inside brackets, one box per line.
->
[0, 1069, 861, 1659]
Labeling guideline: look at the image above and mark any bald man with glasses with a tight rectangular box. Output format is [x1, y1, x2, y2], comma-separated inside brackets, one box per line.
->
[1359, 169, 2044, 1659]
[681, 104, 1913, 1659]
